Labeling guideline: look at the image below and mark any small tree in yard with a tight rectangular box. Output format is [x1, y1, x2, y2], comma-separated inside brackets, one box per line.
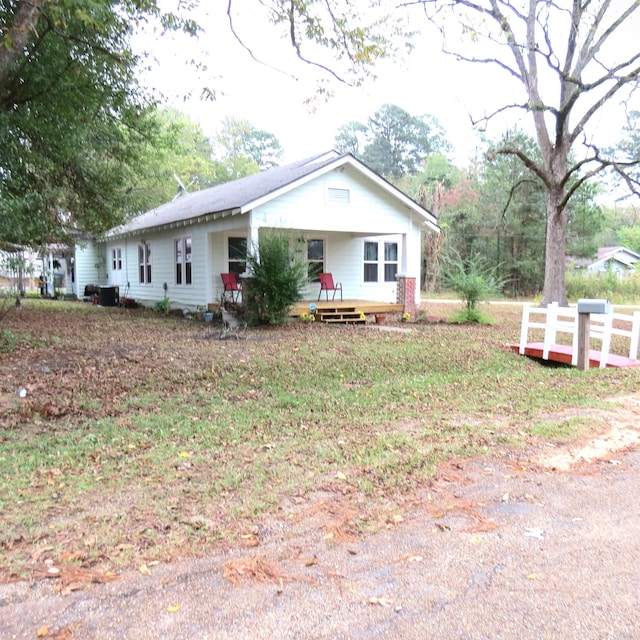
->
[442, 253, 506, 324]
[245, 233, 308, 325]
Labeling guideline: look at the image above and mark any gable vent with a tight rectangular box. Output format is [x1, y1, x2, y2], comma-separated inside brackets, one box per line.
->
[327, 187, 350, 205]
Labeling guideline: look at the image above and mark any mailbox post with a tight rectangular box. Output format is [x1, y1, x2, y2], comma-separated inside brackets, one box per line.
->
[576, 299, 611, 370]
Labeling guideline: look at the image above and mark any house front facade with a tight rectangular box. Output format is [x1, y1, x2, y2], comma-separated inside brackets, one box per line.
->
[73, 152, 439, 312]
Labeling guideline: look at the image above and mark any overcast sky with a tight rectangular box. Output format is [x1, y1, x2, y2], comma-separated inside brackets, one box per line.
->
[135, 1, 637, 169]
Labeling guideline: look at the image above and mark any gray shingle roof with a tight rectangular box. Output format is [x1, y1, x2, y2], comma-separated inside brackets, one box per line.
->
[106, 150, 438, 238]
[107, 151, 341, 238]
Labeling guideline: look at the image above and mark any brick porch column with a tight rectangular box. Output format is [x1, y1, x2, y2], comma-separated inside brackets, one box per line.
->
[396, 275, 416, 320]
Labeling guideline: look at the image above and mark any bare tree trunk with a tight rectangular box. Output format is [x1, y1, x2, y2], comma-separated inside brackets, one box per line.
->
[541, 188, 568, 306]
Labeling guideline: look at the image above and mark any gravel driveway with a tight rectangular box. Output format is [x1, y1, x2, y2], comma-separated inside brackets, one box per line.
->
[2, 424, 640, 640]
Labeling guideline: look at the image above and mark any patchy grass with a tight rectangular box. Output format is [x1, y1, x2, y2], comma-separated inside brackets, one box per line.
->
[1, 298, 639, 581]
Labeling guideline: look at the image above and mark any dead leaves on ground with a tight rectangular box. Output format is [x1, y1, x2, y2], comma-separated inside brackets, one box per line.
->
[33, 562, 119, 596]
[222, 555, 294, 586]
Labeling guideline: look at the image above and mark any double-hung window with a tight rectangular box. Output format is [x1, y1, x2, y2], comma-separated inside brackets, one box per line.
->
[111, 248, 122, 272]
[363, 241, 378, 282]
[363, 240, 399, 283]
[384, 242, 398, 282]
[307, 239, 325, 282]
[228, 237, 247, 276]
[138, 242, 151, 284]
[175, 236, 192, 286]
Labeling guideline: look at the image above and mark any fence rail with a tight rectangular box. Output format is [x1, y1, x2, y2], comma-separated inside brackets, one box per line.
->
[518, 302, 640, 368]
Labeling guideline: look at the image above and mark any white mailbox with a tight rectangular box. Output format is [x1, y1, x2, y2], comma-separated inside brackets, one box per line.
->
[577, 298, 611, 314]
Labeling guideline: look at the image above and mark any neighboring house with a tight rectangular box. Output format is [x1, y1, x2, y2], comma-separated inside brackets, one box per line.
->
[586, 247, 640, 276]
[74, 151, 439, 312]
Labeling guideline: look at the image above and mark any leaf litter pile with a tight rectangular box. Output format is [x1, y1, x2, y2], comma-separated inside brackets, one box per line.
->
[1, 299, 639, 590]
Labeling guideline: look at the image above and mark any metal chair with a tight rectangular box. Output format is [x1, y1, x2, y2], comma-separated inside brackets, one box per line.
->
[221, 273, 242, 302]
[318, 273, 343, 301]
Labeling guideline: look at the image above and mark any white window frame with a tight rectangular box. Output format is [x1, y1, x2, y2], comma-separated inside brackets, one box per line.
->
[363, 240, 399, 284]
[227, 236, 247, 276]
[363, 241, 379, 283]
[306, 237, 325, 283]
[175, 236, 192, 286]
[138, 242, 151, 284]
[111, 247, 122, 272]
[383, 241, 398, 283]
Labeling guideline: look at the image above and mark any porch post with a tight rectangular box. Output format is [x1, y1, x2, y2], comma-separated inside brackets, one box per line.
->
[395, 231, 418, 320]
[396, 275, 417, 320]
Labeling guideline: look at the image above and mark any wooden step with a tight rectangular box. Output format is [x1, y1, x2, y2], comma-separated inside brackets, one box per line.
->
[318, 310, 366, 324]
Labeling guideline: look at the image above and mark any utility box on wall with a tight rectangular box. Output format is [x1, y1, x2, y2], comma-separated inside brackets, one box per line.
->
[577, 298, 611, 315]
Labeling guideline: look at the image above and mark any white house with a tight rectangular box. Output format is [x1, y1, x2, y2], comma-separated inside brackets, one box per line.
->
[586, 247, 640, 276]
[73, 151, 439, 313]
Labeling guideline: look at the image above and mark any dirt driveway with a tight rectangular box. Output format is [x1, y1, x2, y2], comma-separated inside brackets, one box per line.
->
[2, 399, 640, 640]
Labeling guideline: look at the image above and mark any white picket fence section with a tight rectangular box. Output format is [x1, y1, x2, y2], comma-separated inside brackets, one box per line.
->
[519, 302, 640, 368]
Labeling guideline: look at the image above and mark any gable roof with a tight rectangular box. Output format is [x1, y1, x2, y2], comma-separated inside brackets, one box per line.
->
[106, 151, 439, 239]
[588, 246, 640, 271]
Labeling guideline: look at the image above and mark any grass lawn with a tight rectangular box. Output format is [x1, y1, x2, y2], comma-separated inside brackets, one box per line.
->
[1, 298, 639, 583]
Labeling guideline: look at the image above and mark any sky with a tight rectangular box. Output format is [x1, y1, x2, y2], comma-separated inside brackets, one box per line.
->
[134, 1, 637, 171]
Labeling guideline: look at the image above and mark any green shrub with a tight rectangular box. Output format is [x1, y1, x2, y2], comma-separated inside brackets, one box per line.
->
[441, 252, 506, 323]
[566, 269, 640, 303]
[244, 232, 307, 325]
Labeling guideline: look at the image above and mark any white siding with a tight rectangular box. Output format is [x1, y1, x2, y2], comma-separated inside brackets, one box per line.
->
[252, 166, 414, 235]
[73, 243, 103, 298]
[86, 164, 427, 308]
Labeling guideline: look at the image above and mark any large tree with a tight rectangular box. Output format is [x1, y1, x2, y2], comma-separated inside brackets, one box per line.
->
[418, 0, 640, 305]
[335, 104, 450, 180]
[134, 108, 223, 206]
[212, 116, 283, 180]
[236, 0, 640, 305]
[0, 0, 197, 245]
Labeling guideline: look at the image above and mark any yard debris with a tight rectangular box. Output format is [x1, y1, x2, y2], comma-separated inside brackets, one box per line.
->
[222, 555, 292, 586]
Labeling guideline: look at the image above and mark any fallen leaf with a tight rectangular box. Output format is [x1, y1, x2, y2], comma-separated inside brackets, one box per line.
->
[303, 555, 317, 567]
[367, 596, 393, 606]
[178, 451, 192, 458]
[469, 536, 483, 544]
[139, 564, 151, 576]
[167, 604, 181, 613]
[37, 627, 48, 638]
[335, 471, 347, 481]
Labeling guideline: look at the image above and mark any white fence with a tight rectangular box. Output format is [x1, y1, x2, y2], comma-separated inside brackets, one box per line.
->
[519, 302, 640, 368]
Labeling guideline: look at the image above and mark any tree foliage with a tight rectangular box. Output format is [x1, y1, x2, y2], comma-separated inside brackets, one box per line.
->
[133, 108, 222, 206]
[415, 0, 640, 305]
[418, 131, 603, 297]
[212, 116, 283, 181]
[265, 0, 640, 305]
[335, 104, 450, 179]
[0, 0, 198, 246]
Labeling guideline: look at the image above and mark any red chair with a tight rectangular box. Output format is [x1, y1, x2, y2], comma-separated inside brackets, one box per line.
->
[318, 273, 343, 301]
[221, 273, 242, 302]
